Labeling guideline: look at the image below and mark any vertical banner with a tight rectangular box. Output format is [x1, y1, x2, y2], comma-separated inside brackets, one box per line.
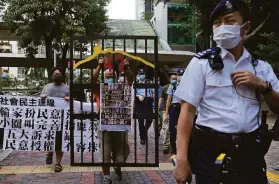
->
[62, 109, 99, 153]
[100, 83, 133, 132]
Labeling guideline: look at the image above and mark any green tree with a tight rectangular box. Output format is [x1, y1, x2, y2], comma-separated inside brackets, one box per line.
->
[254, 32, 279, 74]
[140, 11, 154, 20]
[3, 0, 110, 69]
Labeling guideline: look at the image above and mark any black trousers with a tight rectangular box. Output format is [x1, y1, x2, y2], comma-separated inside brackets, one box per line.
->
[169, 104, 180, 155]
[135, 98, 153, 140]
[191, 126, 268, 184]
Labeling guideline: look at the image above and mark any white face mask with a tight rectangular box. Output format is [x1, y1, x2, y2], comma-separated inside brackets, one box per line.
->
[119, 76, 124, 83]
[213, 24, 244, 49]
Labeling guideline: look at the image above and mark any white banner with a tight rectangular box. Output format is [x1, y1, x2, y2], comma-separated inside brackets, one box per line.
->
[0, 95, 99, 153]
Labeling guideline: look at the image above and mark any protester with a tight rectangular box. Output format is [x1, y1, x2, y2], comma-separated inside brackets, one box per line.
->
[94, 57, 133, 184]
[173, 0, 279, 183]
[41, 67, 69, 172]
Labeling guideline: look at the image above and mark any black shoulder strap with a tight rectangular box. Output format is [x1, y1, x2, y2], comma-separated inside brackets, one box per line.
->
[194, 47, 224, 70]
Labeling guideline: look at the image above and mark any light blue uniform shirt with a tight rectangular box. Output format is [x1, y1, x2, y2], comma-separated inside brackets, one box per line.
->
[174, 47, 279, 133]
[166, 84, 180, 104]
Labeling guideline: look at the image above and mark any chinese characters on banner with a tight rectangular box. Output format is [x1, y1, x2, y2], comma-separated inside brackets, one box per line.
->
[100, 83, 133, 131]
[0, 95, 99, 153]
[62, 109, 99, 153]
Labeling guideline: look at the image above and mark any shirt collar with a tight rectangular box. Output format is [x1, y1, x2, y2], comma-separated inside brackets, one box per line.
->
[219, 46, 251, 62]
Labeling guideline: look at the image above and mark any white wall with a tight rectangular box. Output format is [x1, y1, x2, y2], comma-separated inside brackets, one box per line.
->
[153, 2, 168, 41]
[135, 0, 145, 20]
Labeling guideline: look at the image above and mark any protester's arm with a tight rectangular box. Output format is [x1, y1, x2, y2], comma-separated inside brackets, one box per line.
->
[124, 58, 134, 84]
[92, 57, 104, 83]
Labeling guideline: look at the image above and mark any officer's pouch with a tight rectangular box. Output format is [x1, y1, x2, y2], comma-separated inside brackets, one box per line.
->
[256, 123, 273, 155]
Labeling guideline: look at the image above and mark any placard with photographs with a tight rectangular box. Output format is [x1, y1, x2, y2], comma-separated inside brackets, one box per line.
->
[100, 83, 133, 132]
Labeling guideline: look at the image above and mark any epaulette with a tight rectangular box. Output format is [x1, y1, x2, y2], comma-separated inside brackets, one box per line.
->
[194, 47, 221, 59]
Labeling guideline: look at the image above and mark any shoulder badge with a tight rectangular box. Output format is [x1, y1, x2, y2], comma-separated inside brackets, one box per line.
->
[194, 47, 221, 59]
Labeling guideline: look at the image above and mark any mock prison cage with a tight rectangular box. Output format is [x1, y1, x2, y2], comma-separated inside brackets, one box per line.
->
[69, 35, 159, 167]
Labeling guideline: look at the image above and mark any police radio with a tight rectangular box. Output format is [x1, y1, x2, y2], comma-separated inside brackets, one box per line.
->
[194, 47, 224, 71]
[208, 47, 224, 70]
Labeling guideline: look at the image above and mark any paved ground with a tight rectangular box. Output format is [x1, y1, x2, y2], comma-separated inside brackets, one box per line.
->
[0, 116, 278, 184]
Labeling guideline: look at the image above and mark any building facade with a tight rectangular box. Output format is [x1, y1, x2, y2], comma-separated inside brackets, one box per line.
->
[135, 0, 154, 20]
[136, 0, 196, 52]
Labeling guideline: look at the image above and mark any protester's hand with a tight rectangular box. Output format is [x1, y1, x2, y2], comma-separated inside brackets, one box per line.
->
[173, 159, 192, 184]
[40, 94, 47, 99]
[98, 57, 105, 65]
[64, 96, 70, 101]
[138, 95, 144, 101]
[231, 71, 267, 91]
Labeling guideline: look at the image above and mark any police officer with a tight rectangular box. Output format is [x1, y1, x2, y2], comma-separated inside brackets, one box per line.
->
[164, 69, 185, 155]
[173, 0, 279, 183]
[135, 68, 154, 145]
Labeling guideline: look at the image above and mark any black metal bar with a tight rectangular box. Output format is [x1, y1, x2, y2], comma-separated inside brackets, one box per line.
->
[134, 38, 137, 164]
[73, 35, 157, 40]
[123, 39, 126, 83]
[90, 40, 95, 163]
[71, 84, 100, 89]
[144, 38, 148, 164]
[123, 38, 126, 164]
[154, 37, 159, 166]
[69, 38, 75, 165]
[79, 41, 84, 163]
[133, 83, 157, 88]
[113, 39, 116, 83]
[72, 113, 99, 120]
[101, 39, 105, 83]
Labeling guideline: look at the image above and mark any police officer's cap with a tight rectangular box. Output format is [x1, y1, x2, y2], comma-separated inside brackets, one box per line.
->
[138, 68, 145, 75]
[177, 69, 185, 76]
[210, 0, 248, 23]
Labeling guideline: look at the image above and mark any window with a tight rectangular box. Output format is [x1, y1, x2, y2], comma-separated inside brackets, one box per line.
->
[167, 4, 195, 45]
[17, 67, 25, 78]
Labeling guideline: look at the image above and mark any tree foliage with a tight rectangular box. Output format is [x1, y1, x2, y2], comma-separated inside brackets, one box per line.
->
[254, 32, 279, 73]
[140, 11, 154, 20]
[3, 0, 110, 63]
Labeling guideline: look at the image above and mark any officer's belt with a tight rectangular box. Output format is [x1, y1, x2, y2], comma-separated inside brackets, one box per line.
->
[170, 103, 180, 108]
[194, 124, 258, 142]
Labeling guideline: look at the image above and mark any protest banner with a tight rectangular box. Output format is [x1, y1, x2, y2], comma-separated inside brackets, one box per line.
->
[0, 95, 99, 153]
